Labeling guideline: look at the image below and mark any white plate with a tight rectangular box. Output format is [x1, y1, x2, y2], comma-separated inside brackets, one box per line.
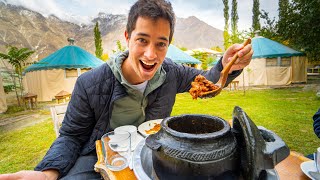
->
[138, 119, 162, 137]
[300, 161, 318, 180]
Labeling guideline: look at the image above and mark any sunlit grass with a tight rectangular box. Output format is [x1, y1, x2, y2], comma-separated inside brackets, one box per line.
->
[0, 101, 55, 120]
[0, 87, 319, 174]
[0, 120, 56, 173]
[172, 87, 319, 155]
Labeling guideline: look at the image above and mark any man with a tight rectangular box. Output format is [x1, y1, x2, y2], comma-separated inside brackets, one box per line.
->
[0, 0, 253, 179]
[313, 108, 320, 138]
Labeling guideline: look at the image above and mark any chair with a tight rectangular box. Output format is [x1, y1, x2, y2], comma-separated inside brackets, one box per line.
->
[50, 104, 68, 137]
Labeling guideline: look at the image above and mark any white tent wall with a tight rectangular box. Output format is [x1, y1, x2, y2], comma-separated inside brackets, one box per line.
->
[25, 69, 77, 101]
[234, 58, 267, 86]
[291, 56, 307, 83]
[233, 56, 307, 87]
[266, 66, 291, 85]
[22, 75, 28, 93]
[0, 75, 8, 113]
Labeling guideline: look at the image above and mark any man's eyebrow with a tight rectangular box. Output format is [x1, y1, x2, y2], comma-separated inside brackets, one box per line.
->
[159, 36, 169, 42]
[136, 32, 169, 42]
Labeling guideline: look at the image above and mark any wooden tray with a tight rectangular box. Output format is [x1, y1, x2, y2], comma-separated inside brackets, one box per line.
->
[95, 140, 310, 180]
[94, 140, 137, 180]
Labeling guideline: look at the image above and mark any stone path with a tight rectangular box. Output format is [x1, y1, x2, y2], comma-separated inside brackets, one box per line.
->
[0, 113, 51, 132]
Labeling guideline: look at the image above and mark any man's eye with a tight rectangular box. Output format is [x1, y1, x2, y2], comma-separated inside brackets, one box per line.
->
[158, 42, 167, 47]
[138, 38, 147, 43]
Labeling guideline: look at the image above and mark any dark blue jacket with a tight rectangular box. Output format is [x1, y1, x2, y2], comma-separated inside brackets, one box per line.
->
[313, 108, 320, 138]
[35, 58, 240, 177]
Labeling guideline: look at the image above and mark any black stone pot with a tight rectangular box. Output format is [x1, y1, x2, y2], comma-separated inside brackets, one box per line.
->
[145, 106, 290, 180]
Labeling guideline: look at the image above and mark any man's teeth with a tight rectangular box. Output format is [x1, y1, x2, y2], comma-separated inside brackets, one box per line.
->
[141, 60, 155, 66]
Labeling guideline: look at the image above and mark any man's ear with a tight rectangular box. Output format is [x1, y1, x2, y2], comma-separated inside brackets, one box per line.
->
[124, 31, 129, 46]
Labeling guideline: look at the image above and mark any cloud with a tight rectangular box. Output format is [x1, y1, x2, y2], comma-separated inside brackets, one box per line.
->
[2, 0, 278, 30]
[4, 0, 64, 17]
[172, 0, 278, 31]
[67, 0, 134, 16]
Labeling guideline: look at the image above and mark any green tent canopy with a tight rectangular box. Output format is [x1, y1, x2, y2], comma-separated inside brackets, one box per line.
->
[252, 37, 304, 59]
[166, 44, 201, 64]
[25, 45, 104, 72]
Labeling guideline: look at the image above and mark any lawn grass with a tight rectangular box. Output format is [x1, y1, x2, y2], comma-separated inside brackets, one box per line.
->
[0, 101, 54, 120]
[0, 120, 56, 174]
[0, 87, 319, 174]
[172, 87, 320, 155]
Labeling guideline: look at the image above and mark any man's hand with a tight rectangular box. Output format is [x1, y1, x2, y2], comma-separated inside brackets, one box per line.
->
[0, 170, 59, 180]
[222, 41, 253, 73]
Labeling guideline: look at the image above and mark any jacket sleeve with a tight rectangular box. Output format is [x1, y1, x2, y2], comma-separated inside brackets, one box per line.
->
[172, 57, 242, 93]
[313, 108, 320, 138]
[35, 75, 96, 178]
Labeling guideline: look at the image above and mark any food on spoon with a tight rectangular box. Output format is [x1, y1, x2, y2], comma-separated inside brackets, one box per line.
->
[145, 123, 161, 134]
[189, 75, 220, 99]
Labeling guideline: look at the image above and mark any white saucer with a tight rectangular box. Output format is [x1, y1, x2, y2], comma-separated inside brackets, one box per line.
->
[138, 119, 162, 137]
[300, 161, 318, 180]
[131, 133, 144, 150]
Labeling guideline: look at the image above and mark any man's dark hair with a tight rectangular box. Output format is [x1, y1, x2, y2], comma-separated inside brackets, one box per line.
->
[126, 0, 176, 43]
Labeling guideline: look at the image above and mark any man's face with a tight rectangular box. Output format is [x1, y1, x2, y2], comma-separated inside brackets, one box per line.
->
[123, 17, 170, 85]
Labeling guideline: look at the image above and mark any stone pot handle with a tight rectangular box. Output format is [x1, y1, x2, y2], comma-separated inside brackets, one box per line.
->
[258, 126, 290, 168]
[145, 134, 162, 151]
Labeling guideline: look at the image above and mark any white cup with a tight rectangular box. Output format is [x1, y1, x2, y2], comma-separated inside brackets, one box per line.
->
[316, 147, 320, 172]
[115, 125, 137, 147]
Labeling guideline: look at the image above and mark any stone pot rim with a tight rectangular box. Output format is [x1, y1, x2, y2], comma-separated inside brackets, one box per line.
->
[161, 114, 230, 140]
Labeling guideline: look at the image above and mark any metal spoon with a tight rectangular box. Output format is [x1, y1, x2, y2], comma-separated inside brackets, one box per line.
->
[199, 38, 252, 98]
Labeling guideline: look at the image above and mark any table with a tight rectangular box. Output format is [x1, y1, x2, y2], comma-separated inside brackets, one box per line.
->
[54, 90, 71, 104]
[308, 68, 320, 74]
[94, 140, 137, 180]
[228, 80, 239, 91]
[22, 93, 37, 109]
[276, 151, 310, 180]
[94, 140, 310, 180]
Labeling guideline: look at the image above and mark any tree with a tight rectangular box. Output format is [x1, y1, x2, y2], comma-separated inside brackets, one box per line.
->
[231, 0, 240, 43]
[191, 51, 209, 70]
[112, 40, 126, 54]
[259, 0, 320, 62]
[259, 10, 283, 43]
[0, 46, 34, 106]
[211, 46, 223, 52]
[179, 46, 188, 51]
[223, 0, 231, 50]
[278, 0, 320, 62]
[277, 0, 289, 35]
[101, 53, 109, 61]
[94, 22, 103, 59]
[252, 0, 261, 31]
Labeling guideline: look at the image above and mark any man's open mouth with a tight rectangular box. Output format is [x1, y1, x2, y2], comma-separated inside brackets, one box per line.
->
[140, 60, 157, 71]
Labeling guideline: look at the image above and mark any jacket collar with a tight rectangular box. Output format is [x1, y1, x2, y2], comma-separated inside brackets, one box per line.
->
[107, 51, 166, 96]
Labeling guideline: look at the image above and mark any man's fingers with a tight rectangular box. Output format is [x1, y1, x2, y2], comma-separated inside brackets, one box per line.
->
[234, 46, 253, 64]
[239, 49, 253, 64]
[0, 174, 18, 180]
[233, 44, 244, 52]
[237, 44, 252, 57]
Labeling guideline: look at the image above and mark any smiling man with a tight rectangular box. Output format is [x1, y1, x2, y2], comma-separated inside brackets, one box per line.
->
[122, 17, 170, 84]
[0, 0, 253, 179]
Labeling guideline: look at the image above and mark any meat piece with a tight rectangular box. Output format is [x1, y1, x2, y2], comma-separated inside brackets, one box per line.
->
[189, 75, 219, 99]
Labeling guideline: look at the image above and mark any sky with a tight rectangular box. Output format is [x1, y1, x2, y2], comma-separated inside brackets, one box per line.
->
[2, 0, 279, 31]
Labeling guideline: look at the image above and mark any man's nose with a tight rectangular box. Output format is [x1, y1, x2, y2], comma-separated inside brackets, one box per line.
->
[144, 45, 157, 60]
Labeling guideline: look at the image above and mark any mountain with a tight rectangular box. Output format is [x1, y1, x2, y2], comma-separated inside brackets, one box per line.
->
[0, 2, 223, 63]
[175, 16, 223, 49]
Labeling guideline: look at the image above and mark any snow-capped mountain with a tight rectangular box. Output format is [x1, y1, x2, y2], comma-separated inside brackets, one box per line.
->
[0, 2, 223, 63]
